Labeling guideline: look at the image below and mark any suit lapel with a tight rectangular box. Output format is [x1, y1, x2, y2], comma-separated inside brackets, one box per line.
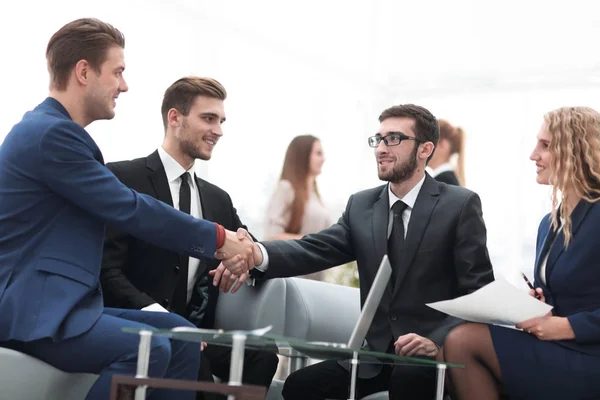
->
[195, 176, 216, 222]
[371, 186, 394, 297]
[546, 200, 592, 281]
[146, 151, 174, 207]
[371, 186, 390, 273]
[534, 216, 554, 290]
[194, 175, 215, 278]
[393, 175, 439, 295]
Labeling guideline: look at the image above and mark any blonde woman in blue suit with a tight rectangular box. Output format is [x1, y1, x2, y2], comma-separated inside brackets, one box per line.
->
[442, 106, 600, 399]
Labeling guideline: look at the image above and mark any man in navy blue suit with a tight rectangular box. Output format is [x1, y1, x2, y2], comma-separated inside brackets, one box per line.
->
[0, 18, 254, 400]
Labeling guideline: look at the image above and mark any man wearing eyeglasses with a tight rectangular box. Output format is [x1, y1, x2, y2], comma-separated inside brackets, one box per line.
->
[213, 104, 495, 400]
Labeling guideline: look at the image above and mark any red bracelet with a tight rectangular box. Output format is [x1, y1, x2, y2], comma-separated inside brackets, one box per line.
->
[215, 223, 225, 249]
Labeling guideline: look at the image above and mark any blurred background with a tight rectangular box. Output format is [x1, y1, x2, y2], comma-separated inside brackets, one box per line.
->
[2, 0, 599, 288]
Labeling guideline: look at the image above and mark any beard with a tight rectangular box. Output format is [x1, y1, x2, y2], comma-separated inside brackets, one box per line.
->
[179, 120, 211, 161]
[378, 144, 418, 183]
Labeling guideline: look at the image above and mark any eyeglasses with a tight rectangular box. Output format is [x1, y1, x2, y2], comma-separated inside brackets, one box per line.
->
[367, 132, 424, 148]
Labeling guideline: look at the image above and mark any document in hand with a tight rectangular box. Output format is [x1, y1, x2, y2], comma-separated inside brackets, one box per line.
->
[426, 279, 554, 326]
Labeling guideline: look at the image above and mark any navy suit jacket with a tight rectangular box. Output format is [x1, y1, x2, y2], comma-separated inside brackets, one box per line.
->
[0, 98, 218, 343]
[534, 200, 600, 357]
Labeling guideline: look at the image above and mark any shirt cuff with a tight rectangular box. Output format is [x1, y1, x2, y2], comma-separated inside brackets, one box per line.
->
[142, 303, 169, 313]
[215, 223, 225, 249]
[255, 243, 269, 271]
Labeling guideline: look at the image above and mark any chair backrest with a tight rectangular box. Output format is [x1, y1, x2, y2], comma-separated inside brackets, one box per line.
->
[214, 277, 361, 344]
[0, 347, 98, 400]
[214, 278, 288, 335]
[283, 278, 360, 343]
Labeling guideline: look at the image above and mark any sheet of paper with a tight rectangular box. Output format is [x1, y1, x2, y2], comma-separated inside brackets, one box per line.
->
[426, 279, 553, 326]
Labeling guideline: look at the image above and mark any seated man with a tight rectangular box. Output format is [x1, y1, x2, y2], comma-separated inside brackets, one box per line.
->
[216, 104, 495, 400]
[101, 76, 278, 400]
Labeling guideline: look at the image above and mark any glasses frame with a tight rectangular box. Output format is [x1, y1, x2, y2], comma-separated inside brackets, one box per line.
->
[368, 132, 426, 148]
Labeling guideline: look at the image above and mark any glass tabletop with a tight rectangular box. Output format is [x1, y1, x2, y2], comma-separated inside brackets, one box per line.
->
[122, 326, 463, 369]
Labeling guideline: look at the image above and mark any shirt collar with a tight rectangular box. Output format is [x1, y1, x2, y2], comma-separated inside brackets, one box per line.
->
[157, 146, 196, 185]
[387, 174, 426, 210]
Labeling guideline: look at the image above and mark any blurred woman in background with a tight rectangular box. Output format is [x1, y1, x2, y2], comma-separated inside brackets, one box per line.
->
[428, 119, 466, 186]
[264, 134, 332, 281]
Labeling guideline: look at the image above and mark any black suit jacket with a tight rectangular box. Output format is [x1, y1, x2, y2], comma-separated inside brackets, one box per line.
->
[101, 150, 251, 328]
[259, 174, 494, 354]
[433, 170, 460, 186]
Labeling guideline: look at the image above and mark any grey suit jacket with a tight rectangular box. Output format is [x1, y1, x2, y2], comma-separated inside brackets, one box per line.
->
[259, 174, 494, 374]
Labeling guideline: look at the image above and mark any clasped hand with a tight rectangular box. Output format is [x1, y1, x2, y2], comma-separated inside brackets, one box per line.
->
[214, 228, 256, 275]
[211, 228, 262, 293]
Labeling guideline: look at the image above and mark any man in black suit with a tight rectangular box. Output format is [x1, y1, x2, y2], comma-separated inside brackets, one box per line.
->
[100, 76, 278, 400]
[215, 104, 495, 400]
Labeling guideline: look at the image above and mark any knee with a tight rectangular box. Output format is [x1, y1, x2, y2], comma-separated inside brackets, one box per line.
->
[156, 312, 196, 329]
[281, 370, 303, 400]
[443, 323, 485, 357]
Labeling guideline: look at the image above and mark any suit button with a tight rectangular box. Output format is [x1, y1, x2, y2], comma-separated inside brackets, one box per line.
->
[390, 315, 397, 321]
[163, 298, 169, 307]
[174, 265, 180, 274]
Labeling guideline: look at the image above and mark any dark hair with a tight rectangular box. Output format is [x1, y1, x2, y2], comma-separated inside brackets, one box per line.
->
[161, 77, 227, 130]
[46, 18, 125, 91]
[379, 104, 439, 162]
[279, 135, 321, 234]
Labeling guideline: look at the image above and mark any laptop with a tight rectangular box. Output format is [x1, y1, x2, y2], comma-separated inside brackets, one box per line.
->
[346, 254, 392, 350]
[294, 255, 392, 357]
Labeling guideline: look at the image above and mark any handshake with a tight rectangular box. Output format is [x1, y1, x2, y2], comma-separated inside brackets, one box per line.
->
[211, 228, 263, 293]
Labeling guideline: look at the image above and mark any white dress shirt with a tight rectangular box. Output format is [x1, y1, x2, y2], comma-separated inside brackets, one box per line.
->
[142, 147, 203, 312]
[255, 175, 426, 271]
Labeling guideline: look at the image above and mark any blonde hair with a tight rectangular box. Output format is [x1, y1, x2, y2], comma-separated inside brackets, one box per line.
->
[545, 106, 600, 246]
[438, 119, 466, 186]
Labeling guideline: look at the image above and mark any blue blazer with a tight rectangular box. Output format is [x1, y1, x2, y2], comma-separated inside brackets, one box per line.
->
[0, 98, 218, 343]
[534, 200, 600, 357]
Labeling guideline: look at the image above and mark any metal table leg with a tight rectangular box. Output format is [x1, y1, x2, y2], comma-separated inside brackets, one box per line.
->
[134, 330, 152, 400]
[347, 351, 359, 400]
[435, 364, 447, 400]
[227, 333, 247, 400]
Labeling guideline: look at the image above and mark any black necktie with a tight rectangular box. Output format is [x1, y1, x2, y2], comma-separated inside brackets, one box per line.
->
[388, 201, 408, 285]
[172, 172, 191, 316]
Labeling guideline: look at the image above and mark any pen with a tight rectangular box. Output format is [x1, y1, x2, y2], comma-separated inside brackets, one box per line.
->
[521, 272, 542, 300]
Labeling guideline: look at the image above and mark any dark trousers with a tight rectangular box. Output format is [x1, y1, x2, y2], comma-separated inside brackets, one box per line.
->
[12, 308, 200, 400]
[197, 344, 279, 400]
[281, 359, 436, 400]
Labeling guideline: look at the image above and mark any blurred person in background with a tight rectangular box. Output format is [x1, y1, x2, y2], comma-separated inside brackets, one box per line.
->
[427, 119, 465, 186]
[264, 135, 332, 281]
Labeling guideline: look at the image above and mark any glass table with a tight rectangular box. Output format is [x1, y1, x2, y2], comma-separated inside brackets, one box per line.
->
[122, 326, 463, 400]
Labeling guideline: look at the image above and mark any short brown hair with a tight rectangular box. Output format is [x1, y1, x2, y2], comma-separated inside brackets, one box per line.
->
[46, 18, 125, 91]
[379, 104, 439, 163]
[161, 77, 227, 130]
[379, 104, 439, 144]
